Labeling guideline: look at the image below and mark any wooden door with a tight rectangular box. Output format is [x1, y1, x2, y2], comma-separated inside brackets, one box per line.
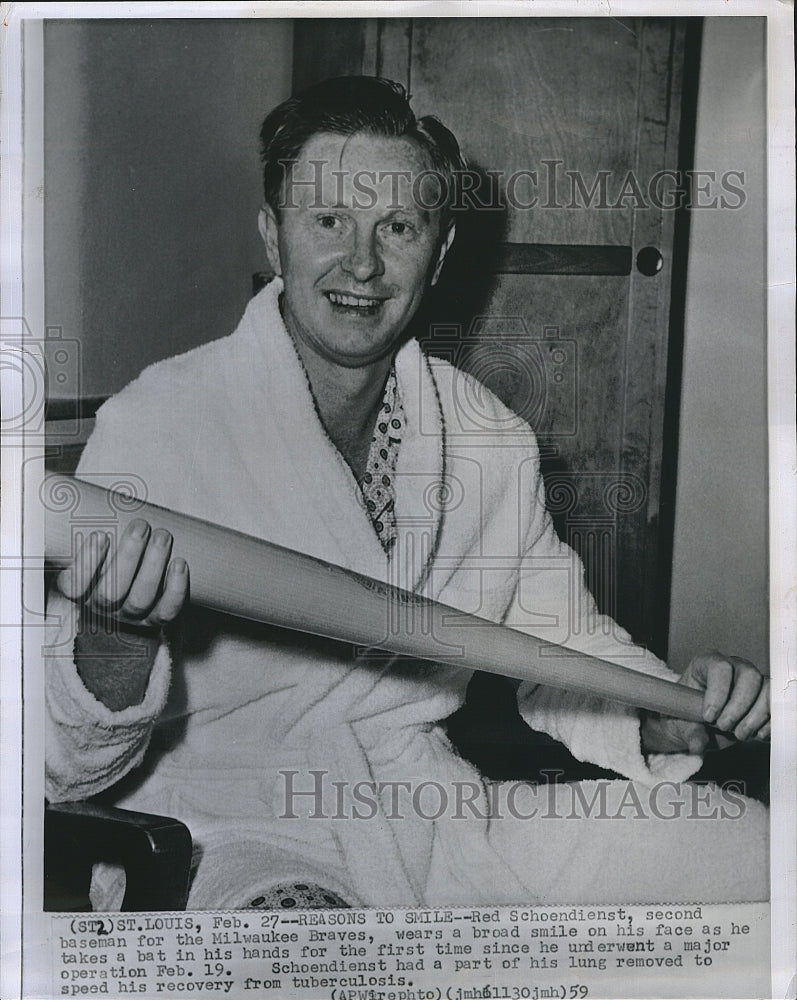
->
[294, 17, 696, 657]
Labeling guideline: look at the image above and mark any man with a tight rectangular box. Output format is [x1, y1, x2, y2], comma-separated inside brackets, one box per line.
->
[46, 77, 769, 909]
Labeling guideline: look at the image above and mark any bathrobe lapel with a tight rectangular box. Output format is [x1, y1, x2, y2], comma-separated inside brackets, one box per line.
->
[230, 278, 445, 595]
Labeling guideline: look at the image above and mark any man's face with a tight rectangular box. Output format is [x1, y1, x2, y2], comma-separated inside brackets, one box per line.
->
[260, 131, 454, 370]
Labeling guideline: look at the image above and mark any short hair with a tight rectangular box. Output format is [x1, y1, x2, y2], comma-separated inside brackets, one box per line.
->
[259, 76, 467, 229]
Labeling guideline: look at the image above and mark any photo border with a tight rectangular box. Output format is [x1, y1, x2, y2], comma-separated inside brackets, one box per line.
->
[1, 3, 793, 998]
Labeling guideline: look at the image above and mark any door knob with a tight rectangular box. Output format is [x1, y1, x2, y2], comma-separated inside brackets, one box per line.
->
[636, 246, 664, 276]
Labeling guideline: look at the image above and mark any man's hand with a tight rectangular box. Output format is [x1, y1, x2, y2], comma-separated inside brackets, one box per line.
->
[55, 520, 189, 710]
[57, 519, 189, 628]
[641, 650, 770, 755]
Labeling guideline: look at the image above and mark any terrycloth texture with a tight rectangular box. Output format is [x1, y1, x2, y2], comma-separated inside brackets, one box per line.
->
[46, 599, 172, 799]
[45, 279, 768, 906]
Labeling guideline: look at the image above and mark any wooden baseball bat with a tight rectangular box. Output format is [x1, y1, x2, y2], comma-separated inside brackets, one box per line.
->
[43, 473, 705, 723]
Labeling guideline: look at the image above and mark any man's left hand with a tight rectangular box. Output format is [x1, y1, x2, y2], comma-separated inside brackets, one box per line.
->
[641, 650, 770, 755]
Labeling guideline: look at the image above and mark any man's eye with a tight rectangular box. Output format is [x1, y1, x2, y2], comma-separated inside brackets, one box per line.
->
[387, 221, 410, 236]
[318, 216, 341, 230]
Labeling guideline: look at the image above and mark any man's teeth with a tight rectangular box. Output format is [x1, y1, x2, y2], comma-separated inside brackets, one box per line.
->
[327, 292, 381, 308]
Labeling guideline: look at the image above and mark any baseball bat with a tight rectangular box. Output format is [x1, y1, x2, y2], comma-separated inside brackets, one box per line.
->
[43, 473, 705, 723]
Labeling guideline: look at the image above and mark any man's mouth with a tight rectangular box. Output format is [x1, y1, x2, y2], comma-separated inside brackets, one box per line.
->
[325, 291, 385, 315]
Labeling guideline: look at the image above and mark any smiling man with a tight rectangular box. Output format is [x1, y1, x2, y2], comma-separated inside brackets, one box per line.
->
[46, 77, 769, 911]
[258, 125, 455, 480]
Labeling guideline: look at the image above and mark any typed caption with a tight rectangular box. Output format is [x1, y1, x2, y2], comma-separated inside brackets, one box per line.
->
[49, 902, 769, 1000]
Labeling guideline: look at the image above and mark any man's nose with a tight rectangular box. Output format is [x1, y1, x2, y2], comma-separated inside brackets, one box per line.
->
[341, 227, 385, 283]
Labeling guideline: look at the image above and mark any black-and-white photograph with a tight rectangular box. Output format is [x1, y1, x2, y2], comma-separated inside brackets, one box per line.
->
[1, 5, 794, 999]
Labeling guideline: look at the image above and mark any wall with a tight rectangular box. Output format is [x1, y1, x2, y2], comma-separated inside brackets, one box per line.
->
[44, 19, 293, 398]
[667, 18, 768, 673]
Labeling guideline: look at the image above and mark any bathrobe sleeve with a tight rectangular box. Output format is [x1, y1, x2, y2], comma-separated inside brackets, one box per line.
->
[45, 392, 176, 802]
[45, 591, 172, 802]
[511, 451, 703, 787]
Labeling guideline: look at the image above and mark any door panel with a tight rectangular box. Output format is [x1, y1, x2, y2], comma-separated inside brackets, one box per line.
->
[411, 17, 641, 246]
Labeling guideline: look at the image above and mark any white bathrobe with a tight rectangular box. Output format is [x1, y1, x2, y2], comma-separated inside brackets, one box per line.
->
[45, 279, 768, 907]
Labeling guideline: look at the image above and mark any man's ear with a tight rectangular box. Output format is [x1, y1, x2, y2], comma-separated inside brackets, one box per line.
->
[431, 222, 456, 287]
[258, 204, 282, 276]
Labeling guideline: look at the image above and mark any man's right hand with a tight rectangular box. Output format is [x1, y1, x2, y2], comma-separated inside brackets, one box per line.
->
[55, 520, 189, 710]
[57, 519, 189, 628]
